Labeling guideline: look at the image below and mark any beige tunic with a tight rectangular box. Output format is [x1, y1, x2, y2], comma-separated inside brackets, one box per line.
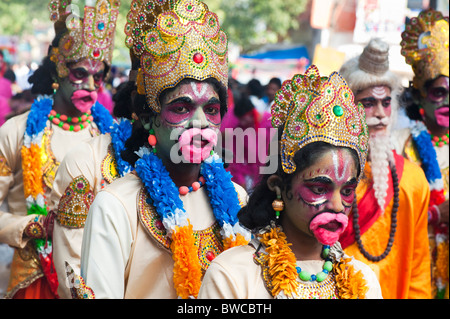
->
[50, 133, 114, 299]
[0, 111, 100, 297]
[80, 173, 248, 299]
[197, 241, 383, 299]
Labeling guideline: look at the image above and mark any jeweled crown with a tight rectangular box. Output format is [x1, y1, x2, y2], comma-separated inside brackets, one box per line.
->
[400, 9, 449, 91]
[48, 0, 120, 78]
[271, 65, 369, 175]
[125, 0, 228, 113]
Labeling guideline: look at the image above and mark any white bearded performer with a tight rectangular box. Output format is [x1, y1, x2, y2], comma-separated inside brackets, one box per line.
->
[338, 38, 432, 299]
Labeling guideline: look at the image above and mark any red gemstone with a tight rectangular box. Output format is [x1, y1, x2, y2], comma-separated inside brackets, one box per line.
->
[93, 49, 100, 58]
[155, 220, 165, 231]
[193, 52, 203, 64]
[206, 251, 215, 261]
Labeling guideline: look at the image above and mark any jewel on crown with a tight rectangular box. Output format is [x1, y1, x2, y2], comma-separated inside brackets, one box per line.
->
[124, 0, 228, 113]
[48, 0, 121, 78]
[271, 65, 369, 175]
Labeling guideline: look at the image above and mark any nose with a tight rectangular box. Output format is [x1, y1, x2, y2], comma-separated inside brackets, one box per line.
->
[189, 107, 208, 128]
[373, 101, 386, 118]
[328, 190, 345, 214]
[85, 75, 96, 91]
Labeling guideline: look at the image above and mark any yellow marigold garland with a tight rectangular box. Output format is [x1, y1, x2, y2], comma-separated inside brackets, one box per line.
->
[258, 227, 299, 297]
[258, 226, 369, 299]
[171, 223, 203, 299]
[223, 233, 250, 251]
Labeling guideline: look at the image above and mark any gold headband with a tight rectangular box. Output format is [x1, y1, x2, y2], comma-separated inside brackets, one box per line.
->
[271, 65, 369, 175]
[125, 0, 228, 113]
[401, 9, 449, 91]
[48, 0, 120, 78]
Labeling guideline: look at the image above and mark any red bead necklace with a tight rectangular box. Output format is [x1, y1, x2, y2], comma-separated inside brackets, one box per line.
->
[48, 109, 94, 132]
[178, 176, 206, 195]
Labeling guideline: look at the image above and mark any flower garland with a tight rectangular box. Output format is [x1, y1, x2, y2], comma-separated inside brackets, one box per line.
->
[410, 121, 446, 207]
[110, 118, 133, 177]
[257, 225, 369, 299]
[21, 95, 114, 296]
[134, 150, 250, 298]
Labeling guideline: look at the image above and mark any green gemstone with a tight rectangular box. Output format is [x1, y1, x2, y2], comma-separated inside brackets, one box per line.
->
[323, 260, 333, 272]
[299, 270, 311, 281]
[333, 105, 344, 117]
[322, 248, 330, 258]
[316, 271, 328, 282]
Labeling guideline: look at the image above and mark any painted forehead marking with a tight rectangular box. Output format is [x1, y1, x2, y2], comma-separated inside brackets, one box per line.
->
[332, 149, 349, 182]
[371, 86, 389, 99]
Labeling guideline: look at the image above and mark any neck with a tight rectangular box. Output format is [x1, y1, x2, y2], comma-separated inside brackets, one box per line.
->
[160, 155, 201, 188]
[280, 217, 323, 261]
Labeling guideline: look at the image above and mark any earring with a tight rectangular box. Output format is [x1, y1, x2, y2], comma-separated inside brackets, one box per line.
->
[272, 187, 284, 219]
[52, 82, 59, 94]
[148, 128, 157, 153]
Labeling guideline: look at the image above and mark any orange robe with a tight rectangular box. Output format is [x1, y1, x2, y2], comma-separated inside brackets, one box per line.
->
[341, 154, 431, 299]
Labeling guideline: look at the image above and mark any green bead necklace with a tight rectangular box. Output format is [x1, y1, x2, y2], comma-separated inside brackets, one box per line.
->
[296, 245, 333, 282]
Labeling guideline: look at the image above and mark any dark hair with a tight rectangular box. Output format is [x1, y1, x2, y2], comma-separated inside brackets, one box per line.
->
[247, 79, 264, 98]
[268, 77, 282, 88]
[112, 81, 134, 119]
[120, 77, 228, 167]
[238, 134, 360, 231]
[234, 94, 254, 117]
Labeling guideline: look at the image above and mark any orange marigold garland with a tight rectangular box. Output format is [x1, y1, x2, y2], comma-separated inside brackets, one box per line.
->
[257, 225, 369, 299]
[334, 257, 369, 299]
[171, 223, 203, 299]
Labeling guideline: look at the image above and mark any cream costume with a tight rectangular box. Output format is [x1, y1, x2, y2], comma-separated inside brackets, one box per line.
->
[0, 109, 110, 298]
[198, 241, 382, 299]
[50, 123, 131, 299]
[80, 174, 247, 298]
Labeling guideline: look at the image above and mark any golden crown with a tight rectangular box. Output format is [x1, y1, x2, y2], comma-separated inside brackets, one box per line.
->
[48, 0, 120, 78]
[271, 65, 369, 175]
[125, 0, 228, 113]
[401, 9, 449, 90]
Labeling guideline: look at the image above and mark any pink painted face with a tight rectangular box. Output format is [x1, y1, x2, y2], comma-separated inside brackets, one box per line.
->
[154, 81, 222, 163]
[284, 148, 358, 245]
[355, 85, 392, 136]
[57, 59, 105, 112]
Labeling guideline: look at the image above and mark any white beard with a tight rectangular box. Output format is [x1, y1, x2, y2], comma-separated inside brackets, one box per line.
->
[368, 133, 394, 214]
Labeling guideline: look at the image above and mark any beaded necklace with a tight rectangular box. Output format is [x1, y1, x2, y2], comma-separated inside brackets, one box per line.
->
[429, 131, 449, 147]
[22, 95, 114, 296]
[134, 150, 251, 298]
[48, 109, 93, 132]
[352, 163, 399, 262]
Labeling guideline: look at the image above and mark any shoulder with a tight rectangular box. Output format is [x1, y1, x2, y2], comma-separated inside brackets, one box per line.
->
[391, 127, 412, 154]
[399, 156, 429, 191]
[101, 173, 143, 205]
[0, 111, 28, 138]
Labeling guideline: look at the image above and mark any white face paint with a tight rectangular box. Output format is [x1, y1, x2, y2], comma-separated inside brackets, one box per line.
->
[332, 149, 349, 182]
[190, 81, 208, 98]
[372, 86, 389, 99]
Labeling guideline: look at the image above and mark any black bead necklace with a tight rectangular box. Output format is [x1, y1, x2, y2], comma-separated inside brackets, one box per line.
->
[352, 164, 399, 262]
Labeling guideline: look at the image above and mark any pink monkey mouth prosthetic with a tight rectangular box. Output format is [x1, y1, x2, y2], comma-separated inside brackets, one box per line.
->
[71, 90, 98, 113]
[178, 127, 218, 163]
[435, 106, 449, 127]
[309, 212, 349, 245]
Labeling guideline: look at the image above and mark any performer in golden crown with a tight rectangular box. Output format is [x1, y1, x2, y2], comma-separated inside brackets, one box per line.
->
[393, 8, 449, 299]
[0, 0, 119, 298]
[198, 65, 382, 299]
